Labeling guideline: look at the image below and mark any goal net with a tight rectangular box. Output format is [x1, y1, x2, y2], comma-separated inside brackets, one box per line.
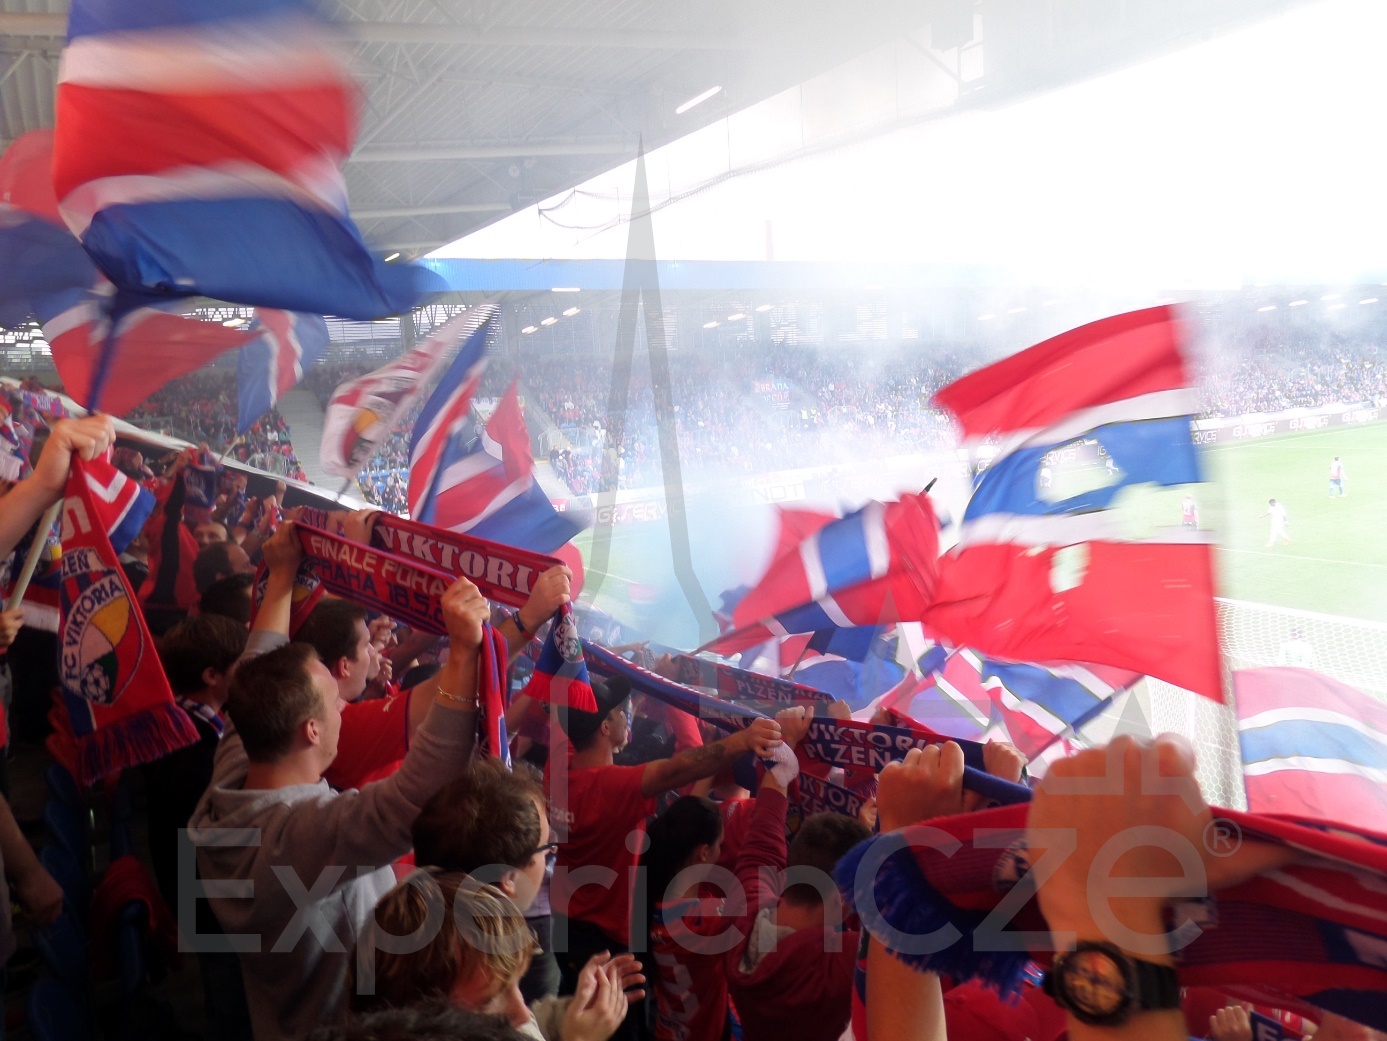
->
[1091, 598, 1387, 811]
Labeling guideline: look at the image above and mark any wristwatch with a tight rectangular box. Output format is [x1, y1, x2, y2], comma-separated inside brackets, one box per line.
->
[1041, 941, 1180, 1027]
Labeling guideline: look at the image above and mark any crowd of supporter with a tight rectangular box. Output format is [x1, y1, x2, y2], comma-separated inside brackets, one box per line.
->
[124, 370, 310, 480]
[95, 315, 1387, 508]
[0, 414, 1378, 1041]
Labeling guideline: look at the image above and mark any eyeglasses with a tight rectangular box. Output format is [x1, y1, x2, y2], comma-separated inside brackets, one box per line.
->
[532, 840, 560, 860]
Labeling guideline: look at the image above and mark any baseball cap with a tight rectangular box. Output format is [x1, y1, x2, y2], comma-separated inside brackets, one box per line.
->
[558, 676, 632, 745]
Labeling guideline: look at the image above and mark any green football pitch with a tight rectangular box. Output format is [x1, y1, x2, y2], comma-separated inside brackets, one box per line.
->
[569, 421, 1387, 647]
[1203, 421, 1387, 622]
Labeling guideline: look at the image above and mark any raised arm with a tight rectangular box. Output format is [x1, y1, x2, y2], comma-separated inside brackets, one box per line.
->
[0, 415, 115, 559]
[640, 716, 782, 799]
[496, 564, 572, 659]
[252, 521, 300, 638]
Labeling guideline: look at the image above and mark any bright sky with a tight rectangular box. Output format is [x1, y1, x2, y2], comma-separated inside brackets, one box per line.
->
[432, 0, 1387, 291]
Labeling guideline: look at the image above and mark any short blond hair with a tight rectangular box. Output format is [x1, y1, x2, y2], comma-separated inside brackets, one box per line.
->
[353, 870, 539, 1011]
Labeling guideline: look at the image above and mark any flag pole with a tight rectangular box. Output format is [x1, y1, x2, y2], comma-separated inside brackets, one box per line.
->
[219, 435, 243, 466]
[786, 641, 811, 680]
[6, 500, 62, 611]
[334, 477, 353, 505]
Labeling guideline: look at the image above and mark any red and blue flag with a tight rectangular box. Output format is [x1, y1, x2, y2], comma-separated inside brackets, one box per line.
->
[51, 0, 443, 322]
[924, 306, 1222, 698]
[1236, 667, 1387, 833]
[319, 311, 481, 480]
[411, 379, 586, 554]
[407, 322, 492, 514]
[701, 493, 939, 656]
[237, 309, 331, 433]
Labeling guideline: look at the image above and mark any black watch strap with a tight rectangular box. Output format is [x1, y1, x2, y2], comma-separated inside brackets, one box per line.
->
[1129, 955, 1181, 1012]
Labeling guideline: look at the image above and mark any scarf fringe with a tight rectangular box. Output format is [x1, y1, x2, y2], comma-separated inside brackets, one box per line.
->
[77, 701, 200, 786]
[836, 836, 1031, 994]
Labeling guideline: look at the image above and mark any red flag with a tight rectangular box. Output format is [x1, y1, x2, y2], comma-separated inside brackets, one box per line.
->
[58, 457, 198, 784]
[1236, 667, 1387, 832]
[48, 304, 252, 417]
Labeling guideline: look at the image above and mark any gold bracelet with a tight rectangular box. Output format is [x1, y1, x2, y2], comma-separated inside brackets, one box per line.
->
[435, 686, 479, 709]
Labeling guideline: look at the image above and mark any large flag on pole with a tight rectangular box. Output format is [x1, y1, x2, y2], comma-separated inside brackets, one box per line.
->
[320, 311, 487, 479]
[923, 306, 1222, 699]
[237, 309, 331, 433]
[406, 322, 494, 513]
[51, 0, 443, 326]
[410, 380, 587, 554]
[1, 131, 254, 414]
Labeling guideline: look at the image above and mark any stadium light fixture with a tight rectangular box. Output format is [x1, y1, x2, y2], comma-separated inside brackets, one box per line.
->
[676, 86, 722, 115]
[1257, 305, 1277, 312]
[540, 317, 558, 326]
[1361, 298, 1379, 305]
[727, 313, 746, 321]
[522, 325, 537, 334]
[755, 304, 774, 312]
[1289, 299, 1309, 306]
[978, 314, 996, 322]
[703, 321, 720, 329]
[563, 307, 580, 317]
[551, 287, 581, 293]
[384, 252, 401, 262]
[1007, 306, 1026, 314]
[222, 317, 246, 328]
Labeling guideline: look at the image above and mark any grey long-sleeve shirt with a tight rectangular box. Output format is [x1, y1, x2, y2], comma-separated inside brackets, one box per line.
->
[187, 629, 474, 1041]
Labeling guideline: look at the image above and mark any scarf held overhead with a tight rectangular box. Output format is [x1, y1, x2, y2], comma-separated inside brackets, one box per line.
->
[58, 457, 197, 783]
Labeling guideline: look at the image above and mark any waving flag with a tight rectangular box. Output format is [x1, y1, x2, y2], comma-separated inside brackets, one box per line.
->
[58, 456, 193, 783]
[37, 288, 252, 415]
[0, 131, 92, 327]
[51, 0, 443, 326]
[407, 322, 493, 512]
[320, 311, 482, 479]
[237, 310, 330, 433]
[923, 306, 1221, 698]
[182, 446, 220, 513]
[701, 493, 939, 656]
[1236, 667, 1387, 832]
[411, 380, 586, 554]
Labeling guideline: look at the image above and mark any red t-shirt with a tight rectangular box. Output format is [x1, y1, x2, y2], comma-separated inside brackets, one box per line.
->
[324, 693, 410, 790]
[550, 764, 656, 944]
[650, 896, 735, 1041]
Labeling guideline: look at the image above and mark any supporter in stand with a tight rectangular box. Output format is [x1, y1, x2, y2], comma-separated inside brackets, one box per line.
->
[126, 370, 309, 481]
[199, 572, 255, 627]
[642, 706, 815, 1041]
[309, 1002, 530, 1041]
[411, 759, 562, 1002]
[353, 871, 641, 1041]
[188, 521, 492, 1041]
[142, 614, 253, 1041]
[550, 679, 782, 1041]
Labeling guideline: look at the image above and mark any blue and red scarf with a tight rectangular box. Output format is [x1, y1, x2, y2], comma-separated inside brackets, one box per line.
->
[837, 802, 1387, 1034]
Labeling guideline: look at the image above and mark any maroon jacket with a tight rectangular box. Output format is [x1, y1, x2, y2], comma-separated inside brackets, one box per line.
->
[724, 788, 859, 1041]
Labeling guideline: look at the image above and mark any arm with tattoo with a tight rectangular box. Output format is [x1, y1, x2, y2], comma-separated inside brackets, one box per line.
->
[639, 717, 782, 797]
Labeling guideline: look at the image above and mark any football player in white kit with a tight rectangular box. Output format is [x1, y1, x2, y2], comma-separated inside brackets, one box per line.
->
[1329, 456, 1346, 498]
[1262, 498, 1291, 546]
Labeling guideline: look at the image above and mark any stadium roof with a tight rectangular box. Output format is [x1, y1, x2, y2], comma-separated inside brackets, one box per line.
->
[0, 0, 1316, 263]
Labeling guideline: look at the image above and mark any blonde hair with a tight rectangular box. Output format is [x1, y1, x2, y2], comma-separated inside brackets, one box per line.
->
[353, 869, 540, 1011]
